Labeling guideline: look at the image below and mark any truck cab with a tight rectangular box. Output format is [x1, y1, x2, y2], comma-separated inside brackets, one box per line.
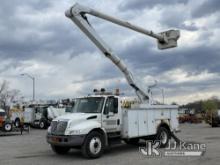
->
[33, 105, 50, 129]
[26, 104, 73, 129]
[47, 91, 179, 158]
[24, 105, 51, 129]
[47, 94, 121, 157]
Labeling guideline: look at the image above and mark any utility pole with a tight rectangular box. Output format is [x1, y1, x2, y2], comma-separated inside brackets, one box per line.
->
[20, 73, 35, 102]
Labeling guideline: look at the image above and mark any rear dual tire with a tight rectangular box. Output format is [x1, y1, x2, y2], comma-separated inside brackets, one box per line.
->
[124, 127, 170, 148]
[156, 127, 170, 148]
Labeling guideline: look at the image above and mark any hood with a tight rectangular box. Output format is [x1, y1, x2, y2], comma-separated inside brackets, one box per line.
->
[0, 109, 5, 113]
[54, 113, 98, 121]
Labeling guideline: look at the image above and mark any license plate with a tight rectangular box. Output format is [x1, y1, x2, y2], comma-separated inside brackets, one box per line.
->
[51, 137, 60, 143]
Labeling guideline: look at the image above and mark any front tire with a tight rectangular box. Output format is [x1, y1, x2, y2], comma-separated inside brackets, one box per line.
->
[156, 127, 170, 148]
[51, 145, 70, 155]
[81, 131, 105, 159]
[3, 123, 13, 132]
[39, 120, 47, 129]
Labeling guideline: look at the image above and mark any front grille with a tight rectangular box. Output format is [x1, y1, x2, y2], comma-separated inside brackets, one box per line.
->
[51, 121, 68, 135]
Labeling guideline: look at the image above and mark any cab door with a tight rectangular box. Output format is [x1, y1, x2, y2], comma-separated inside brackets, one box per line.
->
[102, 96, 120, 133]
[34, 107, 42, 121]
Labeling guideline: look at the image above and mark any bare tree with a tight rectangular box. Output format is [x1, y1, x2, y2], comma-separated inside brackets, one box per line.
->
[0, 80, 21, 109]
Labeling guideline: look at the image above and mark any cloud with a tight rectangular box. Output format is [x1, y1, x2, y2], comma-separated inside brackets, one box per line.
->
[0, 0, 219, 104]
[0, 0, 97, 61]
[119, 0, 188, 11]
[191, 0, 220, 18]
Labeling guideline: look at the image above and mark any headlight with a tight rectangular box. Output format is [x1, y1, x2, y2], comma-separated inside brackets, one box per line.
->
[69, 130, 81, 135]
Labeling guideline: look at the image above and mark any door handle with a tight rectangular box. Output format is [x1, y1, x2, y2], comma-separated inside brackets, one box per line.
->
[117, 119, 120, 125]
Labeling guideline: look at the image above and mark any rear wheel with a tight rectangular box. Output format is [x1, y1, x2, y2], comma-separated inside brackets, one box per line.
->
[81, 131, 105, 159]
[51, 145, 70, 155]
[156, 127, 170, 148]
[14, 118, 20, 127]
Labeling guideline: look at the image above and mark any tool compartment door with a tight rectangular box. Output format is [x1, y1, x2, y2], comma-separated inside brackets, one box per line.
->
[138, 110, 148, 136]
[122, 110, 138, 138]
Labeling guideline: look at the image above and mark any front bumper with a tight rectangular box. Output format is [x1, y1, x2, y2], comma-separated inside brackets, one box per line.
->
[47, 134, 86, 147]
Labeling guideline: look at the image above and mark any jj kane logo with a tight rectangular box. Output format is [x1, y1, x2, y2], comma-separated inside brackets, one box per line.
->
[139, 140, 206, 157]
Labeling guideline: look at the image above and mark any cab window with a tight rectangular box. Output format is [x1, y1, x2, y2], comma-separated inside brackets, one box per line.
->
[104, 97, 118, 114]
[0, 112, 5, 117]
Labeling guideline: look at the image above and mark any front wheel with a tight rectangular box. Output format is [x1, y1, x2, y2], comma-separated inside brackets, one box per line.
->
[81, 131, 105, 159]
[39, 120, 47, 129]
[156, 127, 170, 148]
[3, 123, 13, 132]
[51, 145, 70, 155]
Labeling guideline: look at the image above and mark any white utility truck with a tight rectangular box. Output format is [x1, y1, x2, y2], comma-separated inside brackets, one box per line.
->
[25, 105, 68, 129]
[47, 3, 180, 158]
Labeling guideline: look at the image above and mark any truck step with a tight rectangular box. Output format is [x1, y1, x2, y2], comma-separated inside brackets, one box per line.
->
[108, 138, 122, 146]
[107, 132, 121, 139]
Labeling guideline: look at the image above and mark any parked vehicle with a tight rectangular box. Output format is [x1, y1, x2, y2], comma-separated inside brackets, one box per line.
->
[206, 110, 220, 127]
[178, 114, 202, 124]
[25, 105, 69, 129]
[0, 109, 13, 132]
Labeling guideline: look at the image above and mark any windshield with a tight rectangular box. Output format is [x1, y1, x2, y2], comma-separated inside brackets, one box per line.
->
[65, 106, 74, 113]
[0, 112, 6, 117]
[73, 97, 104, 113]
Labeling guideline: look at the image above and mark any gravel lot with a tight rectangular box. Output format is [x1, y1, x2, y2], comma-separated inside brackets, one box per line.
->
[0, 123, 220, 165]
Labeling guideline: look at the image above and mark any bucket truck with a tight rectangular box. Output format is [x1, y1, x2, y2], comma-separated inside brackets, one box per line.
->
[47, 3, 180, 158]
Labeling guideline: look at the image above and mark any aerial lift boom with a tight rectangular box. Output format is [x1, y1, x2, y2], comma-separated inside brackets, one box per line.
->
[65, 3, 180, 103]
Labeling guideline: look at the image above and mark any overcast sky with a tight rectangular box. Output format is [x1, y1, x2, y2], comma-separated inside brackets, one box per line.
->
[0, 0, 219, 104]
